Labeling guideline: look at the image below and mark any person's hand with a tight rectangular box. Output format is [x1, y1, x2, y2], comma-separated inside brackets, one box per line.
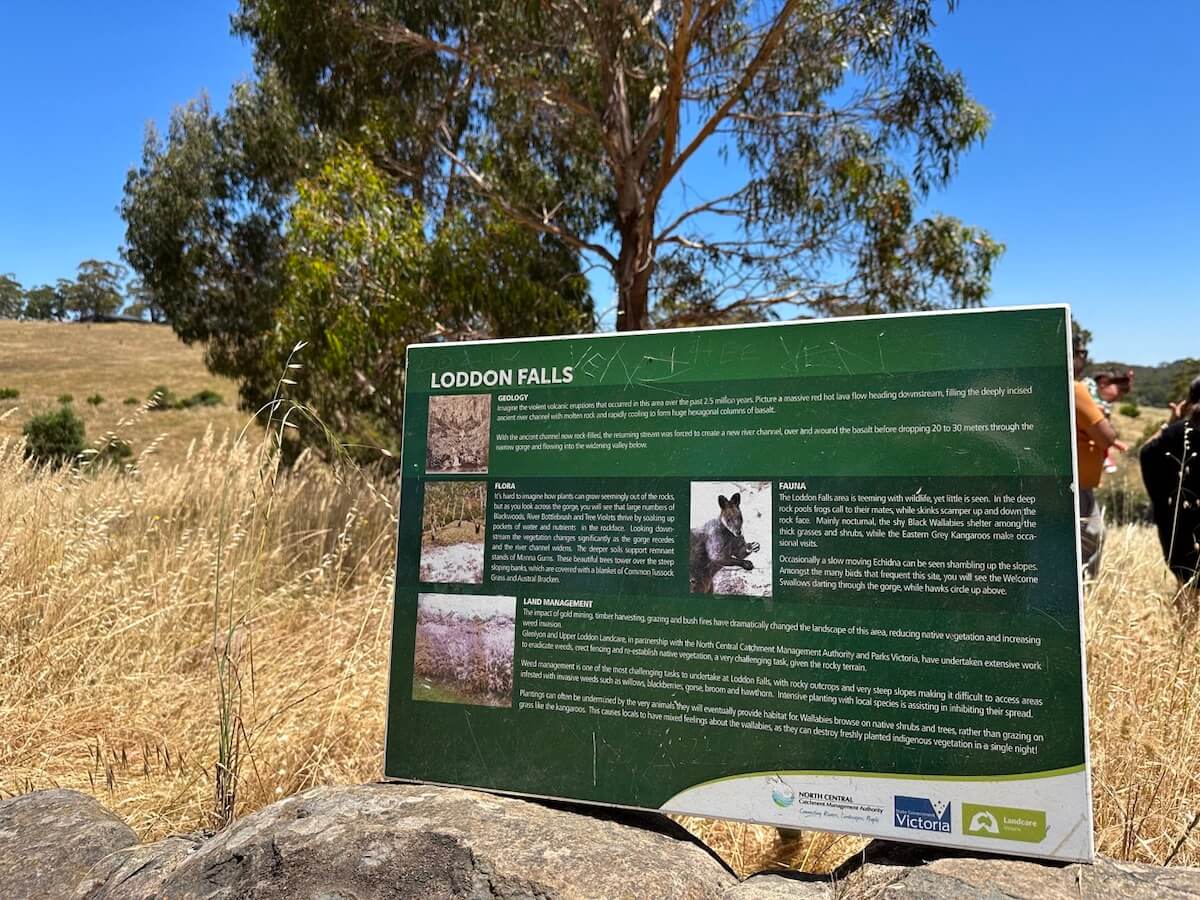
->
[1113, 439, 1129, 453]
[1168, 401, 1186, 423]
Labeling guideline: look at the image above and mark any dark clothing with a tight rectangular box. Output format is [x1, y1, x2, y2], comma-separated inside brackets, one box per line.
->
[1140, 420, 1200, 584]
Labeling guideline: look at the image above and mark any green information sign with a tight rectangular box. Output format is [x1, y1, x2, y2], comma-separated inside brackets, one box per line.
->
[385, 306, 1093, 862]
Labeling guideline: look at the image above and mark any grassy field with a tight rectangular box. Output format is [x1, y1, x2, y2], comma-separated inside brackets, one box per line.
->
[1, 438, 1196, 874]
[0, 321, 248, 461]
[0, 325, 1196, 874]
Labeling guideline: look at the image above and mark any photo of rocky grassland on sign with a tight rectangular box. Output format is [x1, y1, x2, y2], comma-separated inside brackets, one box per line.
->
[426, 394, 491, 474]
[420, 481, 487, 584]
[413, 592, 516, 707]
[689, 481, 773, 597]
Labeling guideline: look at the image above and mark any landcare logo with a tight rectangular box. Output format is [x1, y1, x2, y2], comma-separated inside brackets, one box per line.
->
[962, 803, 1047, 843]
[893, 796, 951, 833]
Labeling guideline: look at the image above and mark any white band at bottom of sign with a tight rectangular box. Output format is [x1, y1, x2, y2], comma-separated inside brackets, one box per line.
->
[660, 766, 1092, 862]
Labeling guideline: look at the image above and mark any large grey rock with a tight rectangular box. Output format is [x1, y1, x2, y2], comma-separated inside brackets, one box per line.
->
[0, 789, 138, 900]
[150, 783, 737, 899]
[723, 872, 833, 899]
[832, 842, 1200, 899]
[10, 784, 1200, 900]
[73, 834, 202, 899]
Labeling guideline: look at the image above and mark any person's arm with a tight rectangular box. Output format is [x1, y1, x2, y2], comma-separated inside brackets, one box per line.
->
[1075, 380, 1125, 452]
[1084, 416, 1121, 451]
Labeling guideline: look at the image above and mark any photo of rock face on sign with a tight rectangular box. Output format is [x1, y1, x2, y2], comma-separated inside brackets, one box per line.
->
[689, 481, 773, 597]
[420, 481, 486, 584]
[413, 592, 516, 707]
[426, 394, 491, 474]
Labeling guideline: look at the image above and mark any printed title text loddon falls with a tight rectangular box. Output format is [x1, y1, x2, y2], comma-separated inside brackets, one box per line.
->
[430, 367, 575, 389]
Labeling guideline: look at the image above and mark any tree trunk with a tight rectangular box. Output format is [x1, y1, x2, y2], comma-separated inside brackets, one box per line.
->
[615, 212, 653, 332]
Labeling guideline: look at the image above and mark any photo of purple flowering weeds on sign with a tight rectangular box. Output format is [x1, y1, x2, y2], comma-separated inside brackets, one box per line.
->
[413, 593, 516, 707]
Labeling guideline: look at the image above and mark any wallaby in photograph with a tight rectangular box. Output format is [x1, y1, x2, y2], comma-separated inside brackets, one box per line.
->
[690, 492, 760, 594]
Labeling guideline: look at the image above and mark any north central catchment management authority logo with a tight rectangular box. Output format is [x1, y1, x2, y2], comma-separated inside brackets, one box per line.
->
[893, 796, 952, 833]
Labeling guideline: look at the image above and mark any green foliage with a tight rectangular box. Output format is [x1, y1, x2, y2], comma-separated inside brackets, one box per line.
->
[238, 0, 1000, 327]
[122, 75, 313, 410]
[276, 144, 591, 456]
[122, 276, 168, 323]
[180, 389, 224, 408]
[61, 260, 127, 319]
[86, 394, 105, 406]
[126, 0, 994, 451]
[57, 393, 74, 404]
[1118, 401, 1140, 418]
[143, 385, 224, 411]
[21, 284, 64, 320]
[22, 406, 86, 468]
[148, 384, 178, 410]
[0, 388, 19, 400]
[1169, 363, 1200, 405]
[1071, 316, 1093, 357]
[0, 273, 23, 318]
[124, 397, 140, 406]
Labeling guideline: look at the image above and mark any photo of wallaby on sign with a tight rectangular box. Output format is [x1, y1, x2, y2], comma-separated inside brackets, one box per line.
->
[689, 481, 773, 597]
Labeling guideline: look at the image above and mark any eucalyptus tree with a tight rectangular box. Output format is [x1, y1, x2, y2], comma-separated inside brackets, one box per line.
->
[239, 0, 1002, 330]
[0, 274, 22, 319]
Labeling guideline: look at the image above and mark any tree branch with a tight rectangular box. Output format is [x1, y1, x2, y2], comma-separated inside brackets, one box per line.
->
[436, 140, 617, 266]
[649, 0, 802, 209]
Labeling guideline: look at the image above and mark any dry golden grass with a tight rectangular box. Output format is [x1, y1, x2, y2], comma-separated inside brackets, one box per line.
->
[0, 415, 1197, 874]
[0, 423, 395, 838]
[0, 320, 247, 460]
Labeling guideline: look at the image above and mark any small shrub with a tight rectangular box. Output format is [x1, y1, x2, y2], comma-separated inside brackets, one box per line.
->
[87, 394, 105, 406]
[0, 387, 18, 400]
[22, 406, 86, 468]
[180, 389, 224, 409]
[57, 393, 74, 404]
[1118, 401, 1140, 418]
[148, 384, 178, 411]
[123, 397, 140, 406]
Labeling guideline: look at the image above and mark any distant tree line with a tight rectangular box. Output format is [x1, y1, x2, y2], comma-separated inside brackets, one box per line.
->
[0, 260, 165, 322]
[1075, 316, 1197, 408]
[1088, 357, 1200, 409]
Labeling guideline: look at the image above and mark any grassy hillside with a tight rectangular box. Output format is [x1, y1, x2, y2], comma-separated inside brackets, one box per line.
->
[0, 320, 249, 461]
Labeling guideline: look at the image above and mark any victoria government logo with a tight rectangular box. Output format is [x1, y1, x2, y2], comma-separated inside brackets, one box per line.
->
[894, 796, 952, 833]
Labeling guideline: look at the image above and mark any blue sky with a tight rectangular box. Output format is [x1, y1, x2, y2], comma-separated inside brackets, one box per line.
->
[0, 2, 1196, 364]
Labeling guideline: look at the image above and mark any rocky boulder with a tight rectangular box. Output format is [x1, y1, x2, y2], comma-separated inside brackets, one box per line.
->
[79, 783, 735, 900]
[0, 789, 138, 900]
[3, 783, 1200, 899]
[828, 841, 1200, 899]
[74, 834, 203, 900]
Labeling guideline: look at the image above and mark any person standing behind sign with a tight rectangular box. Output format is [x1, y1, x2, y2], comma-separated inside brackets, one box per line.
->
[1139, 376, 1200, 621]
[1073, 338, 1125, 579]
